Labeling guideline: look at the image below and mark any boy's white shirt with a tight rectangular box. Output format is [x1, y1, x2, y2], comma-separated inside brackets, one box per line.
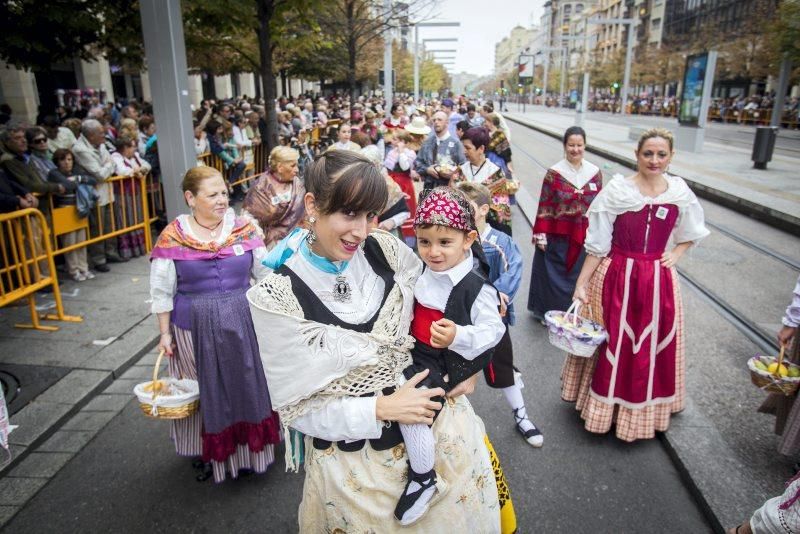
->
[414, 250, 504, 360]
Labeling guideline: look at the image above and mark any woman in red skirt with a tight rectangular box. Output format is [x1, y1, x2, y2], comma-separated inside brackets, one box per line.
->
[563, 128, 709, 442]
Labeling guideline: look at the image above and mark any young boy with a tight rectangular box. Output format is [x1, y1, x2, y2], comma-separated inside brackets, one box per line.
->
[395, 187, 506, 526]
[457, 181, 544, 448]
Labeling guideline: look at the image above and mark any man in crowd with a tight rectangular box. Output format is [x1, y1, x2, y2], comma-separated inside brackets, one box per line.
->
[72, 119, 125, 272]
[466, 103, 483, 128]
[0, 124, 64, 196]
[442, 98, 464, 137]
[0, 168, 36, 214]
[414, 110, 466, 191]
[42, 115, 77, 154]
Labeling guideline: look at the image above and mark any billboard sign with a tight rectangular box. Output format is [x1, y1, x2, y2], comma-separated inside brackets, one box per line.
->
[679, 53, 710, 126]
[518, 55, 534, 78]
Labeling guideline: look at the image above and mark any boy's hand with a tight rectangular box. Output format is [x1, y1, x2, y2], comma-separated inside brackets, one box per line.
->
[498, 292, 509, 318]
[430, 319, 457, 348]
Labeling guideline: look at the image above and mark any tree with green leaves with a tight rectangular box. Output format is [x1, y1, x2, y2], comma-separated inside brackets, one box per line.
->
[0, 0, 144, 71]
[315, 0, 436, 103]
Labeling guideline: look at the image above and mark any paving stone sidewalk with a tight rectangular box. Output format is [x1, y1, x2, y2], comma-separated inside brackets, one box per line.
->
[0, 257, 157, 477]
[0, 347, 162, 527]
[506, 110, 800, 233]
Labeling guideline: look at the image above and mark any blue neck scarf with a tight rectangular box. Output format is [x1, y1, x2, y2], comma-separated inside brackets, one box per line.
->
[262, 227, 350, 275]
[299, 239, 349, 274]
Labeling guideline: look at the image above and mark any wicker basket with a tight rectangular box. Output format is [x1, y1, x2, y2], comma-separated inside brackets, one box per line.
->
[544, 300, 607, 358]
[748, 345, 800, 396]
[133, 349, 200, 419]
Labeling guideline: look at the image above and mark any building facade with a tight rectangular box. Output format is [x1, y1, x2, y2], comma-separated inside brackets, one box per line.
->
[494, 25, 539, 77]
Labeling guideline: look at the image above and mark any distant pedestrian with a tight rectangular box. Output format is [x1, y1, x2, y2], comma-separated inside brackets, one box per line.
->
[564, 128, 709, 442]
[414, 111, 466, 191]
[527, 126, 602, 323]
[458, 126, 516, 236]
[149, 166, 280, 483]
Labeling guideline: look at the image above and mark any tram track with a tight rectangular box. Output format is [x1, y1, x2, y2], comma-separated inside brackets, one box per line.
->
[511, 133, 790, 356]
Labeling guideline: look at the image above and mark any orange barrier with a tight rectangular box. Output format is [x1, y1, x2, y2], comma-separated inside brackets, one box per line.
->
[0, 208, 82, 331]
[42, 173, 154, 257]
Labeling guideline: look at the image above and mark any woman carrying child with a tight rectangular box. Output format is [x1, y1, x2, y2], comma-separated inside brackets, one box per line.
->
[247, 151, 503, 532]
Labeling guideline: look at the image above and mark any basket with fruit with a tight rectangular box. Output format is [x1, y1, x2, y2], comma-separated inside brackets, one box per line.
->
[544, 300, 607, 358]
[748, 345, 800, 396]
[133, 349, 200, 419]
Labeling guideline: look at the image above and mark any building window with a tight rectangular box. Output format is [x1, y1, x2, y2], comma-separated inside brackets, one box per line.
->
[652, 18, 661, 30]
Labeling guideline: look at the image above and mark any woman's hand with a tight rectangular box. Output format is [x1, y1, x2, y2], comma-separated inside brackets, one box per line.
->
[660, 249, 682, 269]
[430, 319, 457, 348]
[447, 373, 479, 399]
[573, 284, 588, 305]
[779, 325, 797, 347]
[376, 370, 444, 425]
[157, 332, 174, 357]
[661, 242, 691, 269]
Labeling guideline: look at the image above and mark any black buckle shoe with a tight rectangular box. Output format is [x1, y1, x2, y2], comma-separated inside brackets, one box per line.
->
[394, 464, 445, 526]
[513, 408, 544, 447]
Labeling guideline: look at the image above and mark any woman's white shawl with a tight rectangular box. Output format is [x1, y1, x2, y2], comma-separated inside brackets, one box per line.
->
[246, 230, 422, 469]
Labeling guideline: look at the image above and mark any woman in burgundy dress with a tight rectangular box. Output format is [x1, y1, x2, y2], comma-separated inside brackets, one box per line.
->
[528, 126, 602, 323]
[150, 166, 280, 482]
[562, 128, 709, 442]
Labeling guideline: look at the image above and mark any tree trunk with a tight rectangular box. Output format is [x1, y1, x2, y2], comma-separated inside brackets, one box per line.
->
[257, 0, 279, 151]
[346, 0, 358, 104]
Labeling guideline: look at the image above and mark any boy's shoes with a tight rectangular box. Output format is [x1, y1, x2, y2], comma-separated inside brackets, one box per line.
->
[513, 407, 544, 448]
[94, 264, 110, 273]
[394, 464, 448, 526]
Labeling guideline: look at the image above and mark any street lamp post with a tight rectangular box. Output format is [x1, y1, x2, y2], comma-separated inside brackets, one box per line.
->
[383, 0, 393, 118]
[588, 17, 636, 115]
[412, 23, 460, 101]
[536, 47, 564, 107]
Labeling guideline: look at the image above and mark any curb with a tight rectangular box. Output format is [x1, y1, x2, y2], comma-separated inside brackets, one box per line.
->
[2, 319, 159, 478]
[505, 114, 800, 236]
[512, 187, 733, 534]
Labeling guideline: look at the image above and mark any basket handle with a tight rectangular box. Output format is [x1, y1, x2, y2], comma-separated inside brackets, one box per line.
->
[151, 349, 167, 402]
[774, 344, 787, 376]
[565, 300, 581, 326]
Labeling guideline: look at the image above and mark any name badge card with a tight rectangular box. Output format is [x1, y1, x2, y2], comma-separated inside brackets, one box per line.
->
[655, 206, 669, 220]
[233, 244, 245, 256]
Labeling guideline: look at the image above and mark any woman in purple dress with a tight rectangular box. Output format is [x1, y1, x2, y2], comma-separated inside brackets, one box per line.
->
[149, 166, 280, 482]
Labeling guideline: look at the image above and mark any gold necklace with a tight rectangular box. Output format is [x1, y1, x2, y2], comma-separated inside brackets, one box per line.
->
[192, 215, 223, 238]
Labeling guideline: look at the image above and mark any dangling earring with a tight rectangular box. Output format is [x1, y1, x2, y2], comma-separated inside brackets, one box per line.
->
[306, 217, 317, 245]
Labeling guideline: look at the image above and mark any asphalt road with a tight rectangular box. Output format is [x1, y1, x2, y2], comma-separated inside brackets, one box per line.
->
[508, 106, 800, 157]
[4, 220, 712, 531]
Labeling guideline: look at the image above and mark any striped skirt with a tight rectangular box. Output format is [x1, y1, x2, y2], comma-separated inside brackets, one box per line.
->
[560, 257, 686, 442]
[168, 326, 276, 483]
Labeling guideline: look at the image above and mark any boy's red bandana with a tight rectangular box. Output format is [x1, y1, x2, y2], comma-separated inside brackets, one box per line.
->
[414, 186, 474, 231]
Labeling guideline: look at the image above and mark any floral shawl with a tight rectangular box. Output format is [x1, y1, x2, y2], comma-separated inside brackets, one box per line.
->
[150, 210, 264, 261]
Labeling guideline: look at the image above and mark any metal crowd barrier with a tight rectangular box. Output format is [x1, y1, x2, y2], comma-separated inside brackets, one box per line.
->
[0, 208, 82, 331]
[42, 173, 155, 257]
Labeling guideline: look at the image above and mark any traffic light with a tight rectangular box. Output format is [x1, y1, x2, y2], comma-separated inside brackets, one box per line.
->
[612, 82, 620, 89]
